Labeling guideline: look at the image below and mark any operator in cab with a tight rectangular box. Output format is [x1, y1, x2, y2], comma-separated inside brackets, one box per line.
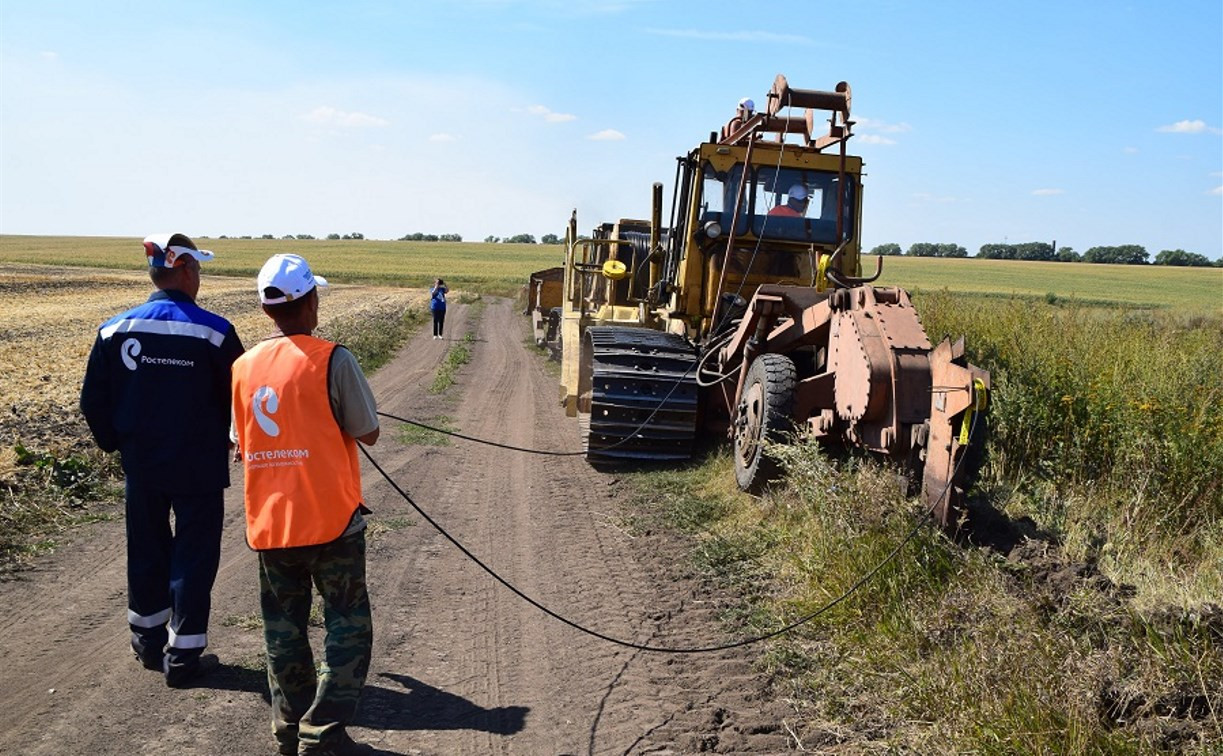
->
[768, 184, 809, 217]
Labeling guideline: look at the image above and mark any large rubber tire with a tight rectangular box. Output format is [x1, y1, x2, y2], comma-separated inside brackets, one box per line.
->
[734, 353, 797, 492]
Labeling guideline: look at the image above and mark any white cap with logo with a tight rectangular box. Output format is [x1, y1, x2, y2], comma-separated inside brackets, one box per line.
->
[144, 232, 215, 268]
[257, 253, 329, 304]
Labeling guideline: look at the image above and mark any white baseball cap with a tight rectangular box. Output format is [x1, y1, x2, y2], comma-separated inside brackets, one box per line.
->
[788, 184, 808, 202]
[144, 232, 214, 268]
[257, 253, 329, 304]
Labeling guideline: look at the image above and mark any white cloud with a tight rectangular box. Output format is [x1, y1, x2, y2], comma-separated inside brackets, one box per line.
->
[429, 133, 458, 142]
[853, 117, 907, 146]
[1156, 119, 1222, 134]
[1122, 146, 1139, 154]
[855, 117, 911, 134]
[1032, 188, 1065, 196]
[302, 106, 389, 128]
[39, 51, 58, 61]
[643, 28, 811, 44]
[588, 129, 626, 141]
[526, 104, 577, 123]
[1210, 186, 1223, 196]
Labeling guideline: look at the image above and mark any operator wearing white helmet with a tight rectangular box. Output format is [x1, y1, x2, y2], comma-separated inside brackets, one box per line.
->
[721, 97, 756, 140]
[768, 184, 809, 217]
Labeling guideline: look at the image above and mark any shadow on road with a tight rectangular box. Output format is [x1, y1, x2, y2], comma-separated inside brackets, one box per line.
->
[357, 672, 529, 734]
[190, 660, 271, 702]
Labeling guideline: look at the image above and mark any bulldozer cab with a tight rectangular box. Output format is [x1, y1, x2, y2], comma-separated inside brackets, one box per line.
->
[652, 75, 865, 341]
[698, 163, 857, 247]
[668, 140, 864, 340]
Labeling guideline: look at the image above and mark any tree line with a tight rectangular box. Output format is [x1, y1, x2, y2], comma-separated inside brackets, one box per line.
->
[868, 242, 1220, 267]
[211, 232, 567, 244]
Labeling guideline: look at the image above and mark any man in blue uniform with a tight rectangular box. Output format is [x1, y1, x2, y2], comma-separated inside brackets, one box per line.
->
[80, 232, 244, 687]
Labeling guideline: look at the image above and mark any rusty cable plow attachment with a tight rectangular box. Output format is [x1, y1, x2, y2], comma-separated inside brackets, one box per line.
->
[825, 254, 884, 288]
[358, 407, 981, 653]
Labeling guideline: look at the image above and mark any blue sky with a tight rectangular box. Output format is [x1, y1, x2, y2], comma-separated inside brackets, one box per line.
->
[2, 0, 1221, 259]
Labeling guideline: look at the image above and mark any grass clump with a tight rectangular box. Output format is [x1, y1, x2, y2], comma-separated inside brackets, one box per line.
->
[395, 416, 456, 447]
[430, 334, 474, 393]
[1, 442, 122, 572]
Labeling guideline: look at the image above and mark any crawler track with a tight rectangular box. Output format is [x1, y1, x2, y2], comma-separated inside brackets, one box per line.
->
[582, 326, 700, 462]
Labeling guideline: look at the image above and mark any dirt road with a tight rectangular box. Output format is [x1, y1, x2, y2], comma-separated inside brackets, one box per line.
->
[0, 298, 792, 755]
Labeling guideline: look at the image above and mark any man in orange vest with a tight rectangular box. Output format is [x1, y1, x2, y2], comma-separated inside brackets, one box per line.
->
[231, 253, 380, 756]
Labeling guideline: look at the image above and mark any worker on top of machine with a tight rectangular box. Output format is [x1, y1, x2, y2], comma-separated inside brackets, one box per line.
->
[720, 97, 755, 140]
[768, 184, 809, 217]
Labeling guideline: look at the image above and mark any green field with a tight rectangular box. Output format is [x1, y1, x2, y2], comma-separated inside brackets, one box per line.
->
[873, 254, 1222, 311]
[0, 234, 564, 296]
[3, 235, 1219, 309]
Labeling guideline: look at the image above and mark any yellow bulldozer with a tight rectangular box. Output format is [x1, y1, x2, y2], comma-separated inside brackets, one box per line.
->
[532, 74, 989, 525]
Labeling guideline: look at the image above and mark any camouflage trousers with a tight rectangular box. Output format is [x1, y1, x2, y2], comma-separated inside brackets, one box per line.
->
[258, 530, 372, 754]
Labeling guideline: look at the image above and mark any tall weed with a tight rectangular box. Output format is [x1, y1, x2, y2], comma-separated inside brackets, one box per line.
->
[918, 293, 1223, 580]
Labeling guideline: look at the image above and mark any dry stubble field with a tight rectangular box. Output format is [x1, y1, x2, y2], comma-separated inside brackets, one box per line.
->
[0, 262, 424, 501]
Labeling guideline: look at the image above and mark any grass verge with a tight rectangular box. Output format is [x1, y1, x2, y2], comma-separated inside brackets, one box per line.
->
[430, 333, 475, 393]
[624, 441, 1222, 752]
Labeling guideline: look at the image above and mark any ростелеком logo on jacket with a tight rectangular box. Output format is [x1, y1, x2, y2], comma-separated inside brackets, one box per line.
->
[121, 338, 142, 371]
[253, 386, 281, 437]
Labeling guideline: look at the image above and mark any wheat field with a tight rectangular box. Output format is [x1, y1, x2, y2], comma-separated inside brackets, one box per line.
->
[0, 262, 424, 441]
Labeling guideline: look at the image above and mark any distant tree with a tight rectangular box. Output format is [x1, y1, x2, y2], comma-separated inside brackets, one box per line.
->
[977, 242, 1053, 261]
[907, 242, 965, 257]
[484, 235, 500, 243]
[870, 243, 902, 256]
[1083, 245, 1149, 265]
[281, 234, 294, 240]
[439, 234, 463, 242]
[327, 233, 341, 240]
[505, 233, 537, 244]
[295, 234, 315, 240]
[1154, 249, 1213, 267]
[541, 233, 562, 245]
[1014, 242, 1054, 261]
[261, 234, 275, 240]
[906, 242, 939, 257]
[1056, 246, 1081, 262]
[978, 244, 1013, 259]
[340, 232, 365, 240]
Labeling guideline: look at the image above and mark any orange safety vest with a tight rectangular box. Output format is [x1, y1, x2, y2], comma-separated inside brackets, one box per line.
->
[232, 335, 363, 550]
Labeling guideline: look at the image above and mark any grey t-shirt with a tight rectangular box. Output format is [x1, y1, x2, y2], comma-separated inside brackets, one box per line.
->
[328, 345, 379, 439]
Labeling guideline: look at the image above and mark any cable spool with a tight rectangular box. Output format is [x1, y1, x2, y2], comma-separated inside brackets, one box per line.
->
[602, 259, 628, 280]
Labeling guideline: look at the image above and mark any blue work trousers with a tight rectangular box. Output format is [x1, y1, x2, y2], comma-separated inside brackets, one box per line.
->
[124, 480, 223, 672]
